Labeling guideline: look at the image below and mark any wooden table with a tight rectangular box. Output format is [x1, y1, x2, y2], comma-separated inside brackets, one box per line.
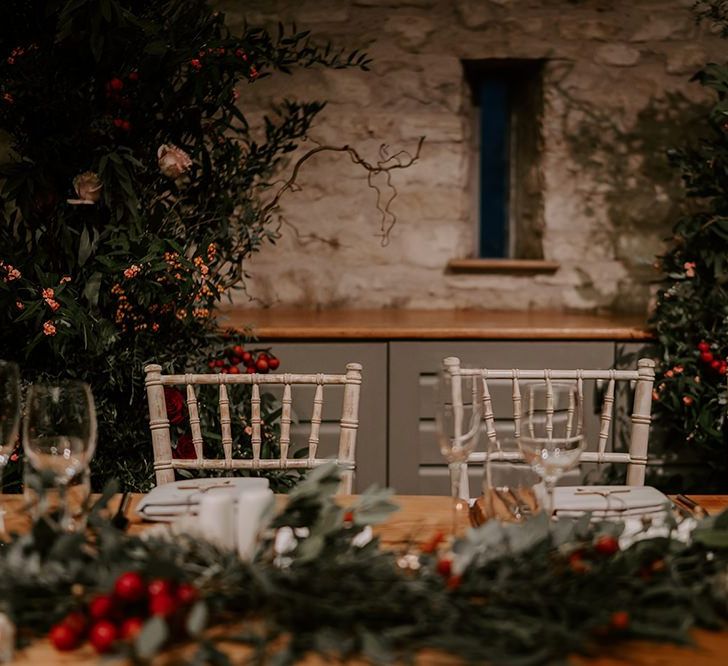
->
[4, 494, 728, 665]
[218, 307, 652, 341]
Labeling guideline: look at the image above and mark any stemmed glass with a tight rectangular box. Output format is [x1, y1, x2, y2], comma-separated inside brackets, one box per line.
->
[435, 366, 482, 536]
[22, 380, 97, 531]
[0, 361, 21, 536]
[518, 382, 584, 521]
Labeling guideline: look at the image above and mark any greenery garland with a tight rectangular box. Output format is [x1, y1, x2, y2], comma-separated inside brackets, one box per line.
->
[3, 465, 728, 665]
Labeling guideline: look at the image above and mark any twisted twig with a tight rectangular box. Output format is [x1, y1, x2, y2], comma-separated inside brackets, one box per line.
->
[261, 136, 425, 246]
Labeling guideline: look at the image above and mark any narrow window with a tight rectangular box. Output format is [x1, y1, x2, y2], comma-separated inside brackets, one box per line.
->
[465, 60, 545, 260]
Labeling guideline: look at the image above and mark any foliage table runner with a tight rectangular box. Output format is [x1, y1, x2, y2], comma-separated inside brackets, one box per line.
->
[2, 493, 728, 665]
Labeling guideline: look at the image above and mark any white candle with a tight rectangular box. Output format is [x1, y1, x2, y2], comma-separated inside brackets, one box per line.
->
[197, 492, 235, 550]
[0, 613, 15, 663]
[237, 488, 274, 560]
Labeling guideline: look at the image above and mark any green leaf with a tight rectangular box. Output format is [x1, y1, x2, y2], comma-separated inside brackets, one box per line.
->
[78, 227, 92, 266]
[185, 601, 208, 637]
[135, 616, 169, 660]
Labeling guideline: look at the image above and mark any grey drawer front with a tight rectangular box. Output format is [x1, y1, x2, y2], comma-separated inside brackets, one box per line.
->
[266, 342, 387, 492]
[389, 341, 615, 495]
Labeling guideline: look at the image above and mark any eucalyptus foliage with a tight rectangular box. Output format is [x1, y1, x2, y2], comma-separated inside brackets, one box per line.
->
[0, 0, 369, 489]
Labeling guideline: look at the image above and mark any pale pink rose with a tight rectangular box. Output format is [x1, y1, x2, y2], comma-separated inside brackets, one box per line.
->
[69, 171, 103, 204]
[684, 261, 696, 278]
[157, 144, 192, 179]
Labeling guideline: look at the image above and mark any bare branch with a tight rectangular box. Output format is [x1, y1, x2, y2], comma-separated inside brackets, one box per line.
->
[261, 136, 424, 246]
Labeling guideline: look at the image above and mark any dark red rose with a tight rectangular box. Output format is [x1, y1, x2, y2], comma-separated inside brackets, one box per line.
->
[174, 434, 196, 459]
[164, 387, 187, 425]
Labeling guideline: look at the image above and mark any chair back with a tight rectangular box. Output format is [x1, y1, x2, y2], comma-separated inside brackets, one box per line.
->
[442, 357, 656, 498]
[144, 363, 363, 494]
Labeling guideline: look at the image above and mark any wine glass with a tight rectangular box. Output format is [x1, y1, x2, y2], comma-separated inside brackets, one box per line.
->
[518, 382, 584, 521]
[435, 365, 482, 536]
[0, 361, 21, 536]
[23, 380, 97, 531]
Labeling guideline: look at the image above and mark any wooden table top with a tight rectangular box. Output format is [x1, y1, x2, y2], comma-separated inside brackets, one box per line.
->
[5, 493, 727, 665]
[218, 308, 653, 341]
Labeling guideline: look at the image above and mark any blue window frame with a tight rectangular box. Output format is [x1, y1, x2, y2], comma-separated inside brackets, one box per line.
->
[466, 58, 544, 260]
[478, 80, 510, 258]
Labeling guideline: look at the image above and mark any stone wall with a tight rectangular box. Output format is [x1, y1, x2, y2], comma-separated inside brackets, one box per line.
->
[217, 0, 724, 312]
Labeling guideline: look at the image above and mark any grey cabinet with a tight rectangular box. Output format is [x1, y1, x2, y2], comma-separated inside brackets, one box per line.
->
[388, 341, 615, 494]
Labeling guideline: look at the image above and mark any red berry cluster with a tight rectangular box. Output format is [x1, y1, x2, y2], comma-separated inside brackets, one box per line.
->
[49, 572, 198, 654]
[105, 72, 139, 133]
[567, 535, 620, 574]
[697, 341, 727, 376]
[207, 344, 280, 375]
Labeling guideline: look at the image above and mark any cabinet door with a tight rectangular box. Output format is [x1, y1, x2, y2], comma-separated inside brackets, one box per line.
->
[266, 342, 387, 492]
[389, 341, 615, 495]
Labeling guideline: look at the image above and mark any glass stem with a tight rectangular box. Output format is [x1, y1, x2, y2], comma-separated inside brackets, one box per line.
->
[449, 461, 465, 537]
[544, 477, 556, 524]
[58, 480, 72, 532]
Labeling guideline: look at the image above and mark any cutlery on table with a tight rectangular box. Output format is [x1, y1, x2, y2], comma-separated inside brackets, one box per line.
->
[112, 492, 132, 530]
[675, 494, 708, 519]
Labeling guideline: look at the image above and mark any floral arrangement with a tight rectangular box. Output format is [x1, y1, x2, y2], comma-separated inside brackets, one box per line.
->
[649, 0, 728, 490]
[1, 465, 728, 665]
[0, 1, 415, 491]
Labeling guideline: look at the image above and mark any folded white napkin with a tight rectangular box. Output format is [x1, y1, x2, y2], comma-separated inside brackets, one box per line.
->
[136, 477, 270, 521]
[553, 485, 670, 518]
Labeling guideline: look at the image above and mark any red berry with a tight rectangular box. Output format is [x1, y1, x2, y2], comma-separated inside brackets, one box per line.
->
[242, 351, 253, 365]
[49, 623, 80, 651]
[268, 356, 280, 370]
[121, 120, 131, 131]
[436, 558, 452, 578]
[175, 583, 198, 606]
[229, 356, 241, 365]
[89, 620, 117, 654]
[232, 344, 245, 357]
[421, 530, 445, 554]
[245, 366, 256, 374]
[721, 364, 727, 375]
[114, 571, 146, 603]
[698, 341, 710, 352]
[128, 71, 139, 82]
[701, 351, 714, 363]
[221, 367, 229, 374]
[228, 365, 240, 374]
[568, 550, 589, 573]
[149, 593, 176, 617]
[119, 617, 144, 640]
[89, 594, 115, 620]
[109, 77, 124, 91]
[610, 610, 629, 631]
[62, 611, 87, 636]
[208, 360, 216, 369]
[147, 579, 175, 598]
[711, 360, 722, 372]
[190, 58, 202, 70]
[343, 510, 354, 523]
[113, 118, 123, 128]
[215, 359, 225, 368]
[594, 535, 620, 556]
[446, 574, 462, 590]
[255, 357, 269, 373]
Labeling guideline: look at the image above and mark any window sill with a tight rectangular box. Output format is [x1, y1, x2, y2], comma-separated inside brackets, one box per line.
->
[447, 259, 560, 274]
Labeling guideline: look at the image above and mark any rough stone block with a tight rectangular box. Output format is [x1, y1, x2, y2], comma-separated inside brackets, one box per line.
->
[454, 0, 494, 29]
[594, 44, 641, 67]
[665, 44, 706, 74]
[384, 15, 435, 49]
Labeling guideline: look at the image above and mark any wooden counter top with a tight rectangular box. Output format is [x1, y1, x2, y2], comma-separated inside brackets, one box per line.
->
[218, 308, 653, 341]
